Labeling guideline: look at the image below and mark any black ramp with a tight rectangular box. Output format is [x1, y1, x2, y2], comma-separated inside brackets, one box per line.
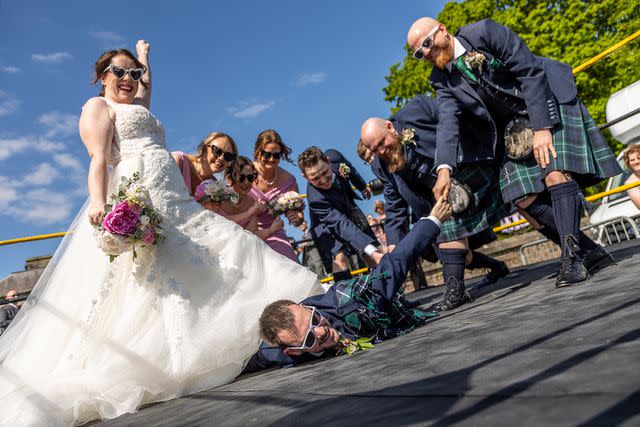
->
[100, 240, 640, 427]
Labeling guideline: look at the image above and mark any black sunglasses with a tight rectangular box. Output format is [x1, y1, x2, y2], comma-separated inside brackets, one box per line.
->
[237, 173, 257, 183]
[104, 64, 144, 81]
[209, 145, 237, 162]
[261, 150, 283, 161]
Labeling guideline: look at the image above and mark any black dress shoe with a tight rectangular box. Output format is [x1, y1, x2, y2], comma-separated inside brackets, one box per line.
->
[476, 262, 510, 288]
[430, 277, 472, 311]
[556, 235, 588, 288]
[582, 246, 615, 273]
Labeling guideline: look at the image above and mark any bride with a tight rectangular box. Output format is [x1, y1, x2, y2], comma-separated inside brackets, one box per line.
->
[0, 40, 322, 426]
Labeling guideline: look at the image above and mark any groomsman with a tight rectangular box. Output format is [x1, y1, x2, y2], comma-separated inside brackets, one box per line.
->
[245, 198, 451, 371]
[299, 147, 382, 278]
[406, 17, 621, 287]
[361, 95, 511, 310]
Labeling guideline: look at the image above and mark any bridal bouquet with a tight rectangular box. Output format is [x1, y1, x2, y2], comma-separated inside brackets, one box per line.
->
[268, 191, 305, 226]
[194, 179, 239, 204]
[94, 173, 165, 262]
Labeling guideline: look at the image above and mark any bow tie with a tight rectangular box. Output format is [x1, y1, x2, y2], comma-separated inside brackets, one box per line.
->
[454, 56, 478, 83]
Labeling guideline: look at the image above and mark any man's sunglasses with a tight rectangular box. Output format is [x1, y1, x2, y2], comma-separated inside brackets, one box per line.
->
[287, 306, 323, 350]
[261, 150, 283, 161]
[104, 64, 145, 81]
[209, 145, 237, 162]
[237, 172, 257, 183]
[412, 25, 440, 60]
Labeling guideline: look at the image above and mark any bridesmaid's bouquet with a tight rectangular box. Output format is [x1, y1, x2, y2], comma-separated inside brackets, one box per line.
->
[194, 179, 239, 204]
[94, 173, 165, 262]
[268, 191, 305, 226]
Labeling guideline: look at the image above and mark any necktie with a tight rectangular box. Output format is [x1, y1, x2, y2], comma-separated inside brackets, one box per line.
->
[454, 56, 478, 83]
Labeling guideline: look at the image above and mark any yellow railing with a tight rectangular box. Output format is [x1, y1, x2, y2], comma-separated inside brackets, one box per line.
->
[572, 30, 640, 75]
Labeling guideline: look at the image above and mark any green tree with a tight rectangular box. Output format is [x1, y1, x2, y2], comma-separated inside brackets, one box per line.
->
[383, 0, 640, 159]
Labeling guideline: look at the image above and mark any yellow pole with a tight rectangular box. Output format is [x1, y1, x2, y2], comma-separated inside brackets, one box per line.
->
[0, 232, 68, 247]
[573, 30, 640, 75]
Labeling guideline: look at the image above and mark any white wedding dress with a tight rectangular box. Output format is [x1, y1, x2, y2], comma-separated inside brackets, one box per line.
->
[0, 99, 323, 426]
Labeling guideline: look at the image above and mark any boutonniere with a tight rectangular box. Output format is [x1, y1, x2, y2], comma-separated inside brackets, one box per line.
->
[336, 336, 374, 356]
[464, 51, 486, 72]
[401, 128, 417, 147]
[338, 162, 351, 178]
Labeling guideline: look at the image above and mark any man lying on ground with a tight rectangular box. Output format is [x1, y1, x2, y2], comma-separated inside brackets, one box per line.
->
[243, 196, 452, 372]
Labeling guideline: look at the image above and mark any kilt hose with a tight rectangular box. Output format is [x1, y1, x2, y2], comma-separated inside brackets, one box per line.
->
[500, 99, 622, 203]
[439, 164, 512, 243]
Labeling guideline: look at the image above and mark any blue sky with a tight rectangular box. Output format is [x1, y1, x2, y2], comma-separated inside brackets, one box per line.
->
[0, 0, 449, 279]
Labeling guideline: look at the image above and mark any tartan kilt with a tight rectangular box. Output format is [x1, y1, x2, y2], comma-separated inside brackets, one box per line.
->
[500, 99, 622, 203]
[439, 164, 512, 243]
[333, 273, 436, 340]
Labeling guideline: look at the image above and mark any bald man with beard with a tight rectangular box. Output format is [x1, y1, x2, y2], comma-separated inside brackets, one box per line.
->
[361, 95, 512, 311]
[406, 17, 620, 288]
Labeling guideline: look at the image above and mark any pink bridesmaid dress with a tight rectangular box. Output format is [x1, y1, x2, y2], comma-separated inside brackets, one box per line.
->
[248, 175, 299, 262]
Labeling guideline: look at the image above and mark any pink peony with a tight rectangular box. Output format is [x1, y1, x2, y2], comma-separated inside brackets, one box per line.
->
[102, 201, 141, 235]
[142, 228, 156, 244]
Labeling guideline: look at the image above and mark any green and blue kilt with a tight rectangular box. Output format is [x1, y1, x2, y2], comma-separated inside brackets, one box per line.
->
[439, 165, 512, 243]
[333, 273, 437, 340]
[500, 99, 622, 203]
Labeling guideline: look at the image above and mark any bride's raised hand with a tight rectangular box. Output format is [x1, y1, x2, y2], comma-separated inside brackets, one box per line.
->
[136, 39, 150, 57]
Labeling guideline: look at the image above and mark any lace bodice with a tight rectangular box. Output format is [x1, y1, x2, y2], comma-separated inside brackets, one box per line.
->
[103, 97, 166, 165]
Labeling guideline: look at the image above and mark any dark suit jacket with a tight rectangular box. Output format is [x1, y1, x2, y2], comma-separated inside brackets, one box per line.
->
[243, 217, 441, 371]
[371, 95, 439, 245]
[306, 149, 375, 257]
[0, 304, 18, 333]
[430, 18, 576, 170]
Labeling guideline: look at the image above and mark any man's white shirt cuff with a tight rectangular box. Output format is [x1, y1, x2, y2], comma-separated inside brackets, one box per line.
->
[364, 244, 378, 256]
[420, 215, 442, 229]
[436, 164, 453, 173]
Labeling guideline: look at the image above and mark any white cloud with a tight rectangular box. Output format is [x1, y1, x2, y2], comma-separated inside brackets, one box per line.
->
[0, 172, 81, 223]
[0, 176, 19, 209]
[295, 72, 328, 87]
[228, 101, 275, 119]
[23, 162, 59, 186]
[89, 30, 125, 45]
[0, 137, 31, 160]
[0, 90, 20, 116]
[31, 52, 72, 64]
[0, 66, 21, 74]
[53, 153, 84, 173]
[38, 111, 79, 138]
[3, 189, 74, 225]
[0, 137, 66, 160]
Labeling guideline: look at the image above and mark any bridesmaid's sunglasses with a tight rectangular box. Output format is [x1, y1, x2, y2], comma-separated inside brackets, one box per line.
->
[209, 145, 237, 162]
[104, 64, 145, 81]
[261, 150, 283, 161]
[237, 173, 257, 183]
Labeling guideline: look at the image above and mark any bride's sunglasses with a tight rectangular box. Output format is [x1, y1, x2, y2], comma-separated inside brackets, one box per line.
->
[104, 64, 145, 81]
[209, 145, 237, 162]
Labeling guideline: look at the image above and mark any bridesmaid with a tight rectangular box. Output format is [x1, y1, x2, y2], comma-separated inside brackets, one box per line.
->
[171, 132, 238, 195]
[249, 129, 301, 262]
[219, 156, 285, 240]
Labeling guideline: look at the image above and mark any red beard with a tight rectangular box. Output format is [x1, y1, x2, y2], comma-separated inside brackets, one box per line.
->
[382, 140, 407, 173]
